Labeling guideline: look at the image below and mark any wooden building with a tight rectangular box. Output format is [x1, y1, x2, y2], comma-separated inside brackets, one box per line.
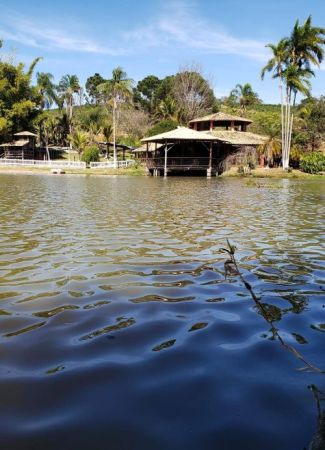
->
[0, 131, 38, 159]
[138, 113, 266, 177]
[189, 112, 252, 132]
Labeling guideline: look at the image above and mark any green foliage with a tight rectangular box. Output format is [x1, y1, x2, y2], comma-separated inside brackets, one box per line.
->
[300, 152, 325, 173]
[74, 105, 107, 131]
[119, 136, 141, 148]
[85, 73, 106, 104]
[147, 119, 178, 137]
[297, 96, 325, 151]
[69, 130, 88, 155]
[228, 83, 261, 114]
[0, 57, 41, 140]
[134, 75, 161, 112]
[81, 145, 100, 165]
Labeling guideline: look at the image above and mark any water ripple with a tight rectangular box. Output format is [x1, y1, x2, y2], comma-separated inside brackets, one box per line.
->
[0, 175, 324, 450]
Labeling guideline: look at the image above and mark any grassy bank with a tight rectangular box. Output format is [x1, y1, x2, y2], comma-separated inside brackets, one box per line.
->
[0, 165, 323, 179]
[0, 165, 146, 176]
[220, 167, 325, 179]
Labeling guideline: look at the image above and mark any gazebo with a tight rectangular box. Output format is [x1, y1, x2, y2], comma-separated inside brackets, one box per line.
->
[139, 119, 266, 177]
[140, 127, 219, 177]
[0, 131, 38, 159]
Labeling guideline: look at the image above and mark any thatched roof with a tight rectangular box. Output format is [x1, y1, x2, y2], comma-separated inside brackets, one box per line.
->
[189, 112, 252, 124]
[133, 143, 164, 153]
[0, 139, 29, 147]
[14, 131, 37, 137]
[141, 127, 217, 143]
[209, 130, 267, 145]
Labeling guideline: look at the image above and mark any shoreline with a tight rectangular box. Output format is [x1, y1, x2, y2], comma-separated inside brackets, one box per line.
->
[0, 165, 323, 179]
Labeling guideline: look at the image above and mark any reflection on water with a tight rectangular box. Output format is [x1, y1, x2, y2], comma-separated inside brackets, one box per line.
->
[0, 174, 324, 450]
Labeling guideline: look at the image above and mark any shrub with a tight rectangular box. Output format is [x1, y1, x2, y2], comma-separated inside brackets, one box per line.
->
[81, 145, 100, 165]
[300, 152, 325, 174]
[248, 160, 256, 170]
[147, 119, 178, 137]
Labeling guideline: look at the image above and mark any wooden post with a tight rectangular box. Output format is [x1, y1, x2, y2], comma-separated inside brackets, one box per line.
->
[164, 145, 168, 178]
[207, 142, 212, 177]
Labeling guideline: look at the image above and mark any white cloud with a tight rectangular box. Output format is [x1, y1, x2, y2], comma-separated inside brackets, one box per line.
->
[124, 1, 269, 61]
[0, 14, 122, 55]
[0, 1, 269, 61]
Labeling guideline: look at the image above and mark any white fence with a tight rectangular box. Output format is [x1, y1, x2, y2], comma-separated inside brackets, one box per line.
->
[89, 160, 135, 169]
[0, 159, 86, 169]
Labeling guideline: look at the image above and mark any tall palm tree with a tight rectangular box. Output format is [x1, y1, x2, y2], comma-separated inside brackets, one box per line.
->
[58, 75, 81, 146]
[98, 67, 133, 168]
[261, 39, 289, 155]
[36, 72, 57, 151]
[261, 16, 325, 169]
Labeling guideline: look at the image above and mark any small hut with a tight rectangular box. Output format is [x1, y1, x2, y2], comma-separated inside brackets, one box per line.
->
[0, 131, 38, 159]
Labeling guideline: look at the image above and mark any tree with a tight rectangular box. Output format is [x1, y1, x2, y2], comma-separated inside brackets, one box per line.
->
[85, 73, 106, 104]
[158, 96, 178, 120]
[229, 83, 260, 115]
[134, 75, 161, 112]
[58, 74, 81, 144]
[262, 16, 325, 169]
[298, 96, 325, 151]
[97, 67, 133, 168]
[81, 145, 100, 165]
[36, 72, 57, 147]
[69, 130, 88, 159]
[0, 55, 41, 140]
[171, 64, 216, 124]
[153, 75, 175, 112]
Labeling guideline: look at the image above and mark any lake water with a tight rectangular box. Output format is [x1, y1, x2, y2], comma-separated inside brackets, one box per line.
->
[0, 174, 324, 450]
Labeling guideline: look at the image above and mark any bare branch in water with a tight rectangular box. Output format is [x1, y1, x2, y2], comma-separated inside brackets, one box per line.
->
[220, 241, 325, 374]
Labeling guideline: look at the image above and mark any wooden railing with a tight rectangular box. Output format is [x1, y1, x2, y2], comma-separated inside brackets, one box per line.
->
[144, 157, 221, 169]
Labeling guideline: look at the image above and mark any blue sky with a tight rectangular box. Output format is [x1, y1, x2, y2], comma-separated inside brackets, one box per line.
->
[1, 0, 324, 103]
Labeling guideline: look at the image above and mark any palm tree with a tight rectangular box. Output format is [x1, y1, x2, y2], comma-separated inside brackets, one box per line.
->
[261, 16, 325, 169]
[258, 125, 281, 168]
[69, 130, 88, 159]
[36, 72, 57, 151]
[229, 83, 260, 115]
[159, 96, 177, 120]
[58, 75, 81, 145]
[261, 39, 289, 156]
[98, 67, 133, 168]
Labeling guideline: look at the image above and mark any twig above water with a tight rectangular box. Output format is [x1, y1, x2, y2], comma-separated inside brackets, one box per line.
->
[220, 240, 324, 374]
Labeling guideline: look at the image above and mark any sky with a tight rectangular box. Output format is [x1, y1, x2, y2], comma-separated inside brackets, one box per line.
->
[1, 0, 325, 104]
